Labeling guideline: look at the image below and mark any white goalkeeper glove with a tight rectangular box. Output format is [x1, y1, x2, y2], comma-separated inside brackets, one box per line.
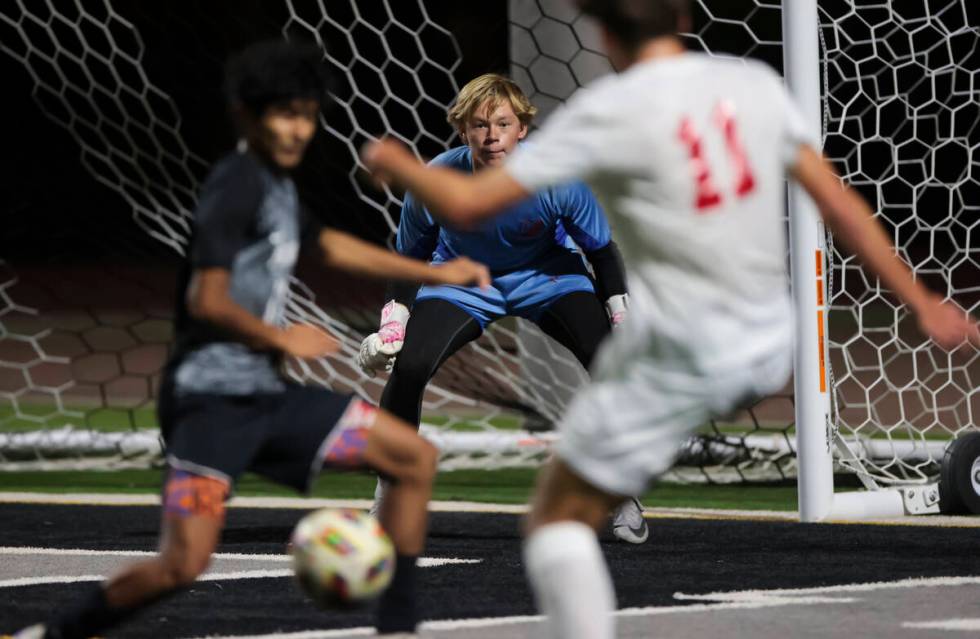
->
[357, 301, 410, 377]
[605, 293, 629, 328]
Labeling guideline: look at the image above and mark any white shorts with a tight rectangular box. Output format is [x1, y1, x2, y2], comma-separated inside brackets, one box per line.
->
[556, 334, 792, 497]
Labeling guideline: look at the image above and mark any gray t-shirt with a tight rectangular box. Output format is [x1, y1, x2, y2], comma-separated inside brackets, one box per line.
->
[171, 151, 319, 395]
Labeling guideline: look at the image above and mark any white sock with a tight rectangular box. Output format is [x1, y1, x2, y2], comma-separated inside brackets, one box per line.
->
[523, 522, 616, 639]
[369, 477, 388, 517]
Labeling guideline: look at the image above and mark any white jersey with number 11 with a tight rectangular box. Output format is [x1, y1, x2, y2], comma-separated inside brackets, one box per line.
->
[507, 52, 818, 374]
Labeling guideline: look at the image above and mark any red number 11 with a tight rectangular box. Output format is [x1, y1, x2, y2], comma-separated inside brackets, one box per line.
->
[678, 100, 757, 212]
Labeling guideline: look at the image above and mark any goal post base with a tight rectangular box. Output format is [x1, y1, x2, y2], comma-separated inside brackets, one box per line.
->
[820, 483, 941, 521]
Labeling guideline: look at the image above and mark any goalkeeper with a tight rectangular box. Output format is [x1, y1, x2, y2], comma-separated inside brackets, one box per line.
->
[357, 74, 646, 544]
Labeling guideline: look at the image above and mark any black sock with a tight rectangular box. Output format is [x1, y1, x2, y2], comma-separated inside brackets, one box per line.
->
[375, 553, 419, 633]
[46, 585, 138, 639]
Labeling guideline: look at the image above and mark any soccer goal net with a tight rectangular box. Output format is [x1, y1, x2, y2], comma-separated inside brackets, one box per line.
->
[1, 1, 976, 511]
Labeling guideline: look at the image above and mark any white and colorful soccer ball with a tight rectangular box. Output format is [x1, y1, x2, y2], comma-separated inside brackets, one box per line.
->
[289, 508, 395, 607]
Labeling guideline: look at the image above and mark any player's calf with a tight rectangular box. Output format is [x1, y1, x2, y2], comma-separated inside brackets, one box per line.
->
[523, 459, 622, 639]
[321, 402, 435, 634]
[156, 530, 218, 591]
[19, 472, 226, 639]
[360, 410, 437, 553]
[357, 410, 438, 635]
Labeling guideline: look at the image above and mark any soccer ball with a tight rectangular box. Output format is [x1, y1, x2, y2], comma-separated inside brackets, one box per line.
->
[289, 508, 395, 607]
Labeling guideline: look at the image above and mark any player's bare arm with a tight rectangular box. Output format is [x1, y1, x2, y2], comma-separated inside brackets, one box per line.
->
[792, 144, 980, 350]
[317, 226, 490, 288]
[361, 138, 528, 228]
[187, 267, 339, 358]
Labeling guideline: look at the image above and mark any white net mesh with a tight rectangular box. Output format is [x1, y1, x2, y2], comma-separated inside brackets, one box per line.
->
[819, 1, 979, 486]
[0, 0, 568, 471]
[1, 0, 976, 486]
[507, 0, 979, 485]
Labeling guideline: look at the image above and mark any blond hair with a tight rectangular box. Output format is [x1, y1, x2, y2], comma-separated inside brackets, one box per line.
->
[447, 73, 538, 131]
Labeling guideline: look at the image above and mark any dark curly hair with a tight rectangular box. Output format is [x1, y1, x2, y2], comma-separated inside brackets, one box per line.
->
[224, 39, 331, 116]
[576, 0, 690, 52]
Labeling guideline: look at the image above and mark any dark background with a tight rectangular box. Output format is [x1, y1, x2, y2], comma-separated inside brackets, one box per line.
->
[0, 1, 510, 269]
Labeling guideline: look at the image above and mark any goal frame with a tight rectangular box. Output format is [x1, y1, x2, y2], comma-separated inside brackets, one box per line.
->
[786, 0, 940, 521]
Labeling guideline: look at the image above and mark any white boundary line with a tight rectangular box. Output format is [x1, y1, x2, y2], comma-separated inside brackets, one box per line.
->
[185, 629, 376, 639]
[179, 574, 980, 639]
[0, 547, 289, 561]
[0, 570, 295, 589]
[3, 491, 978, 526]
[0, 492, 524, 514]
[673, 575, 980, 601]
[0, 546, 479, 568]
[0, 559, 481, 588]
[903, 619, 980, 631]
[0, 546, 480, 589]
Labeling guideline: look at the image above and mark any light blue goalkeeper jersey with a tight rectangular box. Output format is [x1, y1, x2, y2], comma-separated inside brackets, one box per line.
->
[396, 145, 612, 327]
[397, 146, 610, 268]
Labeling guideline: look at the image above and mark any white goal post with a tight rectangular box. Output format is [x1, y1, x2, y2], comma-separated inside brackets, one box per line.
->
[784, 0, 857, 521]
[784, 0, 838, 521]
[785, 0, 963, 521]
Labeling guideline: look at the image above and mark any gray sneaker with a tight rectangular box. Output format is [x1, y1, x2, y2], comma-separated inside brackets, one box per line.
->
[13, 624, 47, 639]
[611, 497, 649, 544]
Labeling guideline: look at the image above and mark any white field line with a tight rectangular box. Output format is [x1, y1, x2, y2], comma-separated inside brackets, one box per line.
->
[673, 575, 980, 602]
[0, 547, 289, 561]
[0, 546, 478, 568]
[0, 492, 524, 513]
[180, 574, 980, 639]
[2, 492, 979, 526]
[0, 546, 480, 589]
[184, 615, 552, 639]
[0, 570, 294, 588]
[903, 618, 980, 631]
[185, 629, 376, 639]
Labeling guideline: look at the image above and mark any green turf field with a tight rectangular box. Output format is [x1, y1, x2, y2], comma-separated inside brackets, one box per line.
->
[2, 403, 955, 442]
[0, 468, 800, 511]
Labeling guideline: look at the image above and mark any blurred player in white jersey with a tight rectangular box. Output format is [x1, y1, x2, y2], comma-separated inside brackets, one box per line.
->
[361, 1, 980, 637]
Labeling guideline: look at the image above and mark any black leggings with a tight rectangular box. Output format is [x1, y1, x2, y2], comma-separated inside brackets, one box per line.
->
[380, 292, 611, 427]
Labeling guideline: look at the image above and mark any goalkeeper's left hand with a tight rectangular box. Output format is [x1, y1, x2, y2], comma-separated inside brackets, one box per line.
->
[605, 293, 629, 328]
[357, 301, 410, 377]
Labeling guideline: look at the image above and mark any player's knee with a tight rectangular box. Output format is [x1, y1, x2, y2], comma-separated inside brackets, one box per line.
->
[393, 437, 437, 486]
[418, 439, 438, 480]
[523, 502, 599, 537]
[523, 501, 560, 536]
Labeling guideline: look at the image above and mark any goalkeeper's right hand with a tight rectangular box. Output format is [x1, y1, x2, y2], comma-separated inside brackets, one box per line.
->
[357, 300, 410, 377]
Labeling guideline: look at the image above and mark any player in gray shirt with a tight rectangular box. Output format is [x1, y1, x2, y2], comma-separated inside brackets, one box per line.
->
[17, 40, 489, 639]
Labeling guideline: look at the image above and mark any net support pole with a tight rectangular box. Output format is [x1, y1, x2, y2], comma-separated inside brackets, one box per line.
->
[783, 0, 835, 522]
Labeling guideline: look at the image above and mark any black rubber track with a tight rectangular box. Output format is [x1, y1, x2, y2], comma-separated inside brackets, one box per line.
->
[2, 504, 979, 638]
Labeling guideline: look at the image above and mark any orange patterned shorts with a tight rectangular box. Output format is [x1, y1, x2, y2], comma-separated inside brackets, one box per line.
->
[321, 399, 378, 468]
[163, 469, 230, 519]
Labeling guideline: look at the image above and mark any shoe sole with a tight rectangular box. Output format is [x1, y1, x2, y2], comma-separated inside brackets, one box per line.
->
[612, 523, 649, 544]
